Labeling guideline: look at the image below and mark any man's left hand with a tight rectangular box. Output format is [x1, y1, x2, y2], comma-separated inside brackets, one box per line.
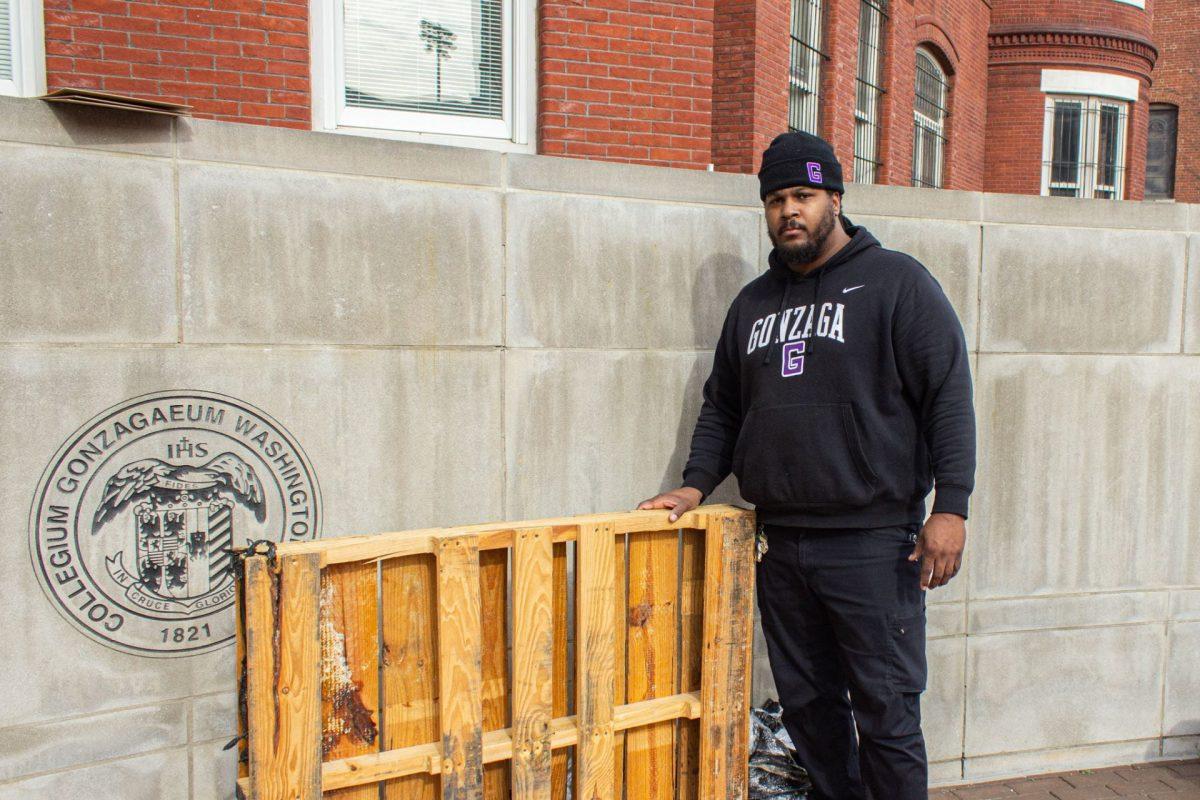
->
[908, 512, 965, 590]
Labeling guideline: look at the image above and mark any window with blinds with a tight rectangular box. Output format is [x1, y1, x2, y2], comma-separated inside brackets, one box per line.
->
[853, 0, 887, 184]
[912, 47, 948, 189]
[787, 0, 823, 136]
[330, 0, 528, 141]
[1, 0, 15, 87]
[1041, 95, 1128, 200]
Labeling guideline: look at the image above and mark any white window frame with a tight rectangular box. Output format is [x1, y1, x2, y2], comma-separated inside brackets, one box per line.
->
[1, 0, 46, 98]
[1040, 94, 1128, 199]
[1038, 70, 1135, 200]
[311, 0, 536, 152]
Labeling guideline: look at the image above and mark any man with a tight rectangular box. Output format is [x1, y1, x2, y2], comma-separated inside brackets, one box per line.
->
[638, 131, 975, 800]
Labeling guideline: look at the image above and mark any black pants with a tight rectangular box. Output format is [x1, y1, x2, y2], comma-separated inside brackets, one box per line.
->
[756, 522, 928, 800]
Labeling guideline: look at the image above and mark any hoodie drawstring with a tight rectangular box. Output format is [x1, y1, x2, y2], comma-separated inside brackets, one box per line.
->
[762, 278, 791, 366]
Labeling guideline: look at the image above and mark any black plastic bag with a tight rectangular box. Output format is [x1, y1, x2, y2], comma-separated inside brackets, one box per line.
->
[749, 700, 812, 799]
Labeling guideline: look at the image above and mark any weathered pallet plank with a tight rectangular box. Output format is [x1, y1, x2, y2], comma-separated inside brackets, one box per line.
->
[481, 548, 512, 799]
[550, 542, 570, 800]
[698, 514, 755, 800]
[676, 529, 706, 799]
[624, 531, 679, 800]
[575, 522, 616, 800]
[613, 532, 627, 800]
[272, 507, 745, 566]
[246, 554, 323, 800]
[382, 553, 440, 800]
[311, 692, 704, 793]
[321, 560, 382, 800]
[436, 535, 485, 800]
[511, 527, 554, 800]
[234, 558, 249, 782]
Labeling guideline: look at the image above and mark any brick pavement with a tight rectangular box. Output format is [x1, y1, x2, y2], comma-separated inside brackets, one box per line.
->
[930, 759, 1200, 800]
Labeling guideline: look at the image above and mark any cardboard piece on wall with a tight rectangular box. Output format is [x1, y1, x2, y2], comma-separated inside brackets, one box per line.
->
[39, 88, 192, 117]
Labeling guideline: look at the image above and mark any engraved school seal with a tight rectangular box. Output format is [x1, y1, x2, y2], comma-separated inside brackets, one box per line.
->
[29, 391, 321, 657]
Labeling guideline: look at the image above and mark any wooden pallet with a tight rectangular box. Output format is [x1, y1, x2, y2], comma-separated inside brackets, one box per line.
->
[235, 504, 756, 800]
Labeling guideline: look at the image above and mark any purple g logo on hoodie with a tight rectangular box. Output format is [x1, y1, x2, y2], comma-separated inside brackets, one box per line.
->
[807, 161, 823, 184]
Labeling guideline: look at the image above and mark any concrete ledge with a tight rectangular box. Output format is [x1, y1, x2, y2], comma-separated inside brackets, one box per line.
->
[1166, 620, 1200, 737]
[1171, 590, 1200, 620]
[972, 355, 1200, 598]
[930, 760, 964, 785]
[178, 116, 502, 187]
[962, 740, 1165, 784]
[0, 749, 189, 800]
[928, 603, 967, 638]
[0, 144, 178, 343]
[506, 152, 761, 207]
[980, 226, 1185, 353]
[0, 701, 186, 781]
[965, 625, 1164, 755]
[1165, 737, 1200, 759]
[968, 592, 1169, 635]
[928, 638, 967, 762]
[1186, 235, 1199, 353]
[843, 183, 983, 221]
[982, 191, 1192, 231]
[0, 95, 174, 158]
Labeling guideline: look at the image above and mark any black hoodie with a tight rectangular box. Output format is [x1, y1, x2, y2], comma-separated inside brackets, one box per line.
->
[682, 215, 976, 528]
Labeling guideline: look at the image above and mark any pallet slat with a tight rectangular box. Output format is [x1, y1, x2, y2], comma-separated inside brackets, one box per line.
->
[676, 529, 706, 798]
[550, 542, 570, 800]
[624, 531, 679, 800]
[698, 514, 756, 800]
[481, 548, 512, 800]
[575, 523, 616, 800]
[245, 554, 323, 800]
[321, 560, 382, 800]
[382, 553, 440, 800]
[437, 535, 485, 800]
[613, 532, 627, 800]
[312, 692, 704, 794]
[510, 527, 554, 800]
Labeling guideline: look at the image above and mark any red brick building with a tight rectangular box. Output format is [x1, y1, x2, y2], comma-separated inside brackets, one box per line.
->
[0, 0, 1193, 200]
[1148, 0, 1198, 202]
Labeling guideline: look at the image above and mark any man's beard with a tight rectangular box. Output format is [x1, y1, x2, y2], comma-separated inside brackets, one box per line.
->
[769, 202, 838, 267]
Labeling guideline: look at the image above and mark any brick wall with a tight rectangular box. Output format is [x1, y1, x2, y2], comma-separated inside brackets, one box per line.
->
[537, 0, 714, 168]
[43, 0, 310, 128]
[1150, 0, 1200, 202]
[989, 0, 1153, 38]
[984, 0, 1157, 200]
[710, 0, 789, 173]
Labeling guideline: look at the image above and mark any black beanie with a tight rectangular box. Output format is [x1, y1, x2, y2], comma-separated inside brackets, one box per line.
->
[757, 131, 845, 199]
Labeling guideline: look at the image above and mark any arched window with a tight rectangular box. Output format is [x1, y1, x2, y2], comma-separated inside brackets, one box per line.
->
[788, 0, 824, 135]
[912, 46, 949, 188]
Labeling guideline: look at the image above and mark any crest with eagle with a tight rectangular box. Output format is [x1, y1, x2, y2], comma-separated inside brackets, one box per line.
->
[92, 452, 267, 532]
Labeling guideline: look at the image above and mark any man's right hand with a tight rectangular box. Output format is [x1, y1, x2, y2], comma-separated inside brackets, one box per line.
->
[636, 487, 704, 523]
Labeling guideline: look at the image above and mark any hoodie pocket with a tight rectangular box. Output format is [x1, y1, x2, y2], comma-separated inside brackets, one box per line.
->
[732, 402, 878, 509]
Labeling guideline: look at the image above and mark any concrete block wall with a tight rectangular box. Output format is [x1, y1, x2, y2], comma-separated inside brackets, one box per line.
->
[1, 95, 1198, 797]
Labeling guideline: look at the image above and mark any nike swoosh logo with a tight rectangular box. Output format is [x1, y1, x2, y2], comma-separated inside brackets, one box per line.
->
[843, 285, 865, 293]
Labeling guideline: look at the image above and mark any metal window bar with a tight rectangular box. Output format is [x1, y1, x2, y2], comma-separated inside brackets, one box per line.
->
[1043, 97, 1127, 200]
[912, 48, 948, 188]
[788, 0, 824, 135]
[853, 0, 888, 184]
